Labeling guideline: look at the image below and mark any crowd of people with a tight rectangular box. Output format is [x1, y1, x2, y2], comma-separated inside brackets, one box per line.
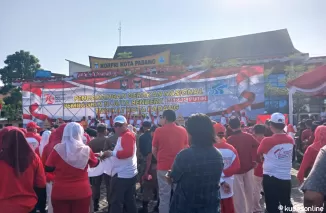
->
[1, 110, 326, 213]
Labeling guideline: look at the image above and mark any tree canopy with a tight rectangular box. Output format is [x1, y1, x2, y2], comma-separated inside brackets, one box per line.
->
[0, 50, 41, 84]
[0, 50, 41, 121]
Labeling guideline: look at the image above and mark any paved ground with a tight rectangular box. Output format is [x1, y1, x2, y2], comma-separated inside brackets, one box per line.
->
[96, 167, 305, 213]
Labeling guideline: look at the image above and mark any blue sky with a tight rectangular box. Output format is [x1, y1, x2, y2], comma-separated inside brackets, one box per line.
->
[1, 0, 326, 78]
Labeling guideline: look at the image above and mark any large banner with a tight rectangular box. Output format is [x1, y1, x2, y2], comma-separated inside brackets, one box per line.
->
[22, 65, 265, 125]
[89, 51, 170, 70]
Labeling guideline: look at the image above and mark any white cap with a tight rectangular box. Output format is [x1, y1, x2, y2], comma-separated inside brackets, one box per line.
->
[270, 113, 285, 124]
[113, 115, 127, 124]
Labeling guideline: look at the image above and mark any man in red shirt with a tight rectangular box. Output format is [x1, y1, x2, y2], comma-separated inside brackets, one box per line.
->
[227, 116, 259, 213]
[25, 122, 42, 151]
[301, 119, 313, 147]
[152, 110, 188, 213]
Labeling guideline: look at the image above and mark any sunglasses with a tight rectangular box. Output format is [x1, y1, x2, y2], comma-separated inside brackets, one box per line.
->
[114, 123, 123, 128]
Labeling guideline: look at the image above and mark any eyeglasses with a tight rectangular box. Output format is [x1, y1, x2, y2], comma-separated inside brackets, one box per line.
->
[114, 123, 123, 128]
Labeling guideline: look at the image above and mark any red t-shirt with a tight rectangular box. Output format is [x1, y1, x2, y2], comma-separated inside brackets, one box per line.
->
[253, 136, 264, 177]
[0, 155, 46, 213]
[45, 149, 98, 200]
[227, 130, 259, 174]
[297, 146, 319, 184]
[301, 129, 312, 142]
[152, 123, 188, 170]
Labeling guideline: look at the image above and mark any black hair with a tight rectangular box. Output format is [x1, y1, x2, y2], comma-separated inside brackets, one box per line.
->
[85, 128, 97, 137]
[97, 125, 107, 133]
[162, 110, 176, 122]
[186, 113, 216, 147]
[253, 124, 266, 135]
[305, 119, 313, 127]
[142, 121, 151, 128]
[229, 116, 241, 129]
[299, 122, 306, 129]
[270, 122, 285, 130]
[139, 126, 144, 133]
[53, 124, 59, 129]
[40, 130, 45, 136]
[312, 121, 321, 133]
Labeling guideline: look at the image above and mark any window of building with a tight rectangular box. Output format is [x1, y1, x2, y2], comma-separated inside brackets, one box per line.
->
[265, 96, 288, 114]
[265, 73, 286, 88]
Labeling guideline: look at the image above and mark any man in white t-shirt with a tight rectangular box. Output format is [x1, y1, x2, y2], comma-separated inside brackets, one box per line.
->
[257, 113, 294, 213]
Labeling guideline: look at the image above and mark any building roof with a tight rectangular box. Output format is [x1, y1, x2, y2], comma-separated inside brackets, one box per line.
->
[114, 29, 302, 64]
[65, 59, 90, 68]
[287, 65, 326, 95]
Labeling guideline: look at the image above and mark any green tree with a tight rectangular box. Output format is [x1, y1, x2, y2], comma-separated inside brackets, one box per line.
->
[0, 50, 41, 84]
[171, 54, 183, 66]
[2, 103, 22, 123]
[201, 57, 216, 69]
[1, 88, 23, 121]
[3, 87, 22, 105]
[117, 52, 133, 59]
[222, 59, 240, 67]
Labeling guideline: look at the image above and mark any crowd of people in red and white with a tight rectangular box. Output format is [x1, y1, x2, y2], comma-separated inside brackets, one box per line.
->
[1, 109, 326, 213]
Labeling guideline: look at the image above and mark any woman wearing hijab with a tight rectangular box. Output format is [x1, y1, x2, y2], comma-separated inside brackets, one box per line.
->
[33, 130, 53, 213]
[45, 122, 99, 213]
[297, 126, 326, 184]
[35, 130, 51, 157]
[0, 127, 46, 213]
[42, 124, 67, 165]
[42, 125, 66, 213]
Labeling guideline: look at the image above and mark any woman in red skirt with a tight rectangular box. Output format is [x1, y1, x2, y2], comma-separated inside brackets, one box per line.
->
[45, 122, 100, 213]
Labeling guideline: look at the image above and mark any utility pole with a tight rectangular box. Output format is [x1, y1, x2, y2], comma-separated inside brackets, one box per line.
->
[118, 22, 122, 46]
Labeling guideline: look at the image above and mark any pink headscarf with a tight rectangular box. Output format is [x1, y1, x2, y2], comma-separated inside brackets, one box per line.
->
[311, 126, 326, 151]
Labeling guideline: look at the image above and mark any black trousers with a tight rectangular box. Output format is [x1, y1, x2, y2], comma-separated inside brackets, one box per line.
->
[90, 174, 103, 200]
[104, 174, 111, 204]
[31, 187, 46, 213]
[109, 174, 137, 213]
[263, 175, 292, 213]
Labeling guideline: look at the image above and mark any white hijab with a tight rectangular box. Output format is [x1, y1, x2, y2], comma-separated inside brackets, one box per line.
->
[54, 122, 91, 170]
[39, 130, 51, 157]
